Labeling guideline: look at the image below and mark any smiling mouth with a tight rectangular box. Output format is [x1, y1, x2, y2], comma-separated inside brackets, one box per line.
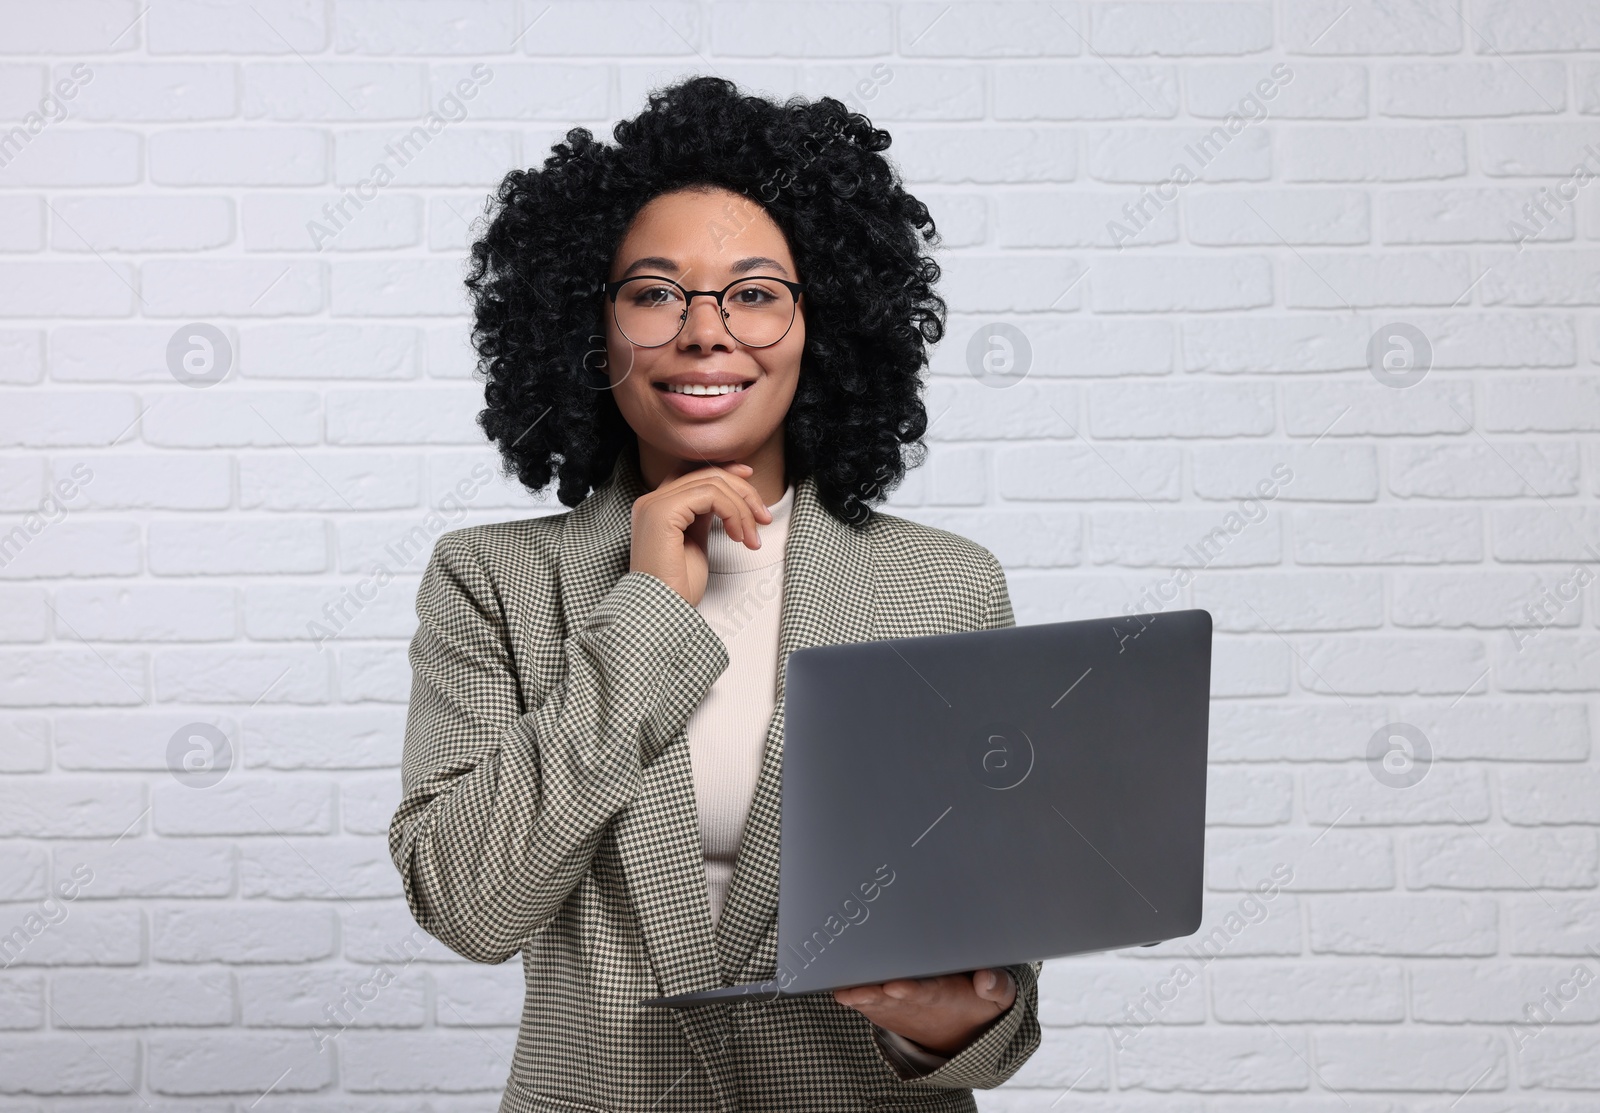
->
[657, 382, 752, 396]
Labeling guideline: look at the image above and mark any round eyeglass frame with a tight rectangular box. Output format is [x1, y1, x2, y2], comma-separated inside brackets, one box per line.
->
[602, 274, 806, 349]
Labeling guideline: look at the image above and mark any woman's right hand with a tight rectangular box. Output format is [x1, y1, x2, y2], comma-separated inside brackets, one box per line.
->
[629, 463, 773, 607]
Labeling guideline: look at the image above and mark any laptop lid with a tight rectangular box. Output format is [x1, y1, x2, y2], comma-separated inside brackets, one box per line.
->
[769, 609, 1212, 996]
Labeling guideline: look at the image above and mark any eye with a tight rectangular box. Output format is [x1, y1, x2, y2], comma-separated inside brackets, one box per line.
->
[628, 283, 683, 308]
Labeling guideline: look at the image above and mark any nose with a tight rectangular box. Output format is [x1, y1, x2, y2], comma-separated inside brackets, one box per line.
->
[677, 293, 735, 349]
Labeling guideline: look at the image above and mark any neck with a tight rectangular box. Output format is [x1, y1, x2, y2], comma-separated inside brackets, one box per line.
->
[635, 431, 789, 505]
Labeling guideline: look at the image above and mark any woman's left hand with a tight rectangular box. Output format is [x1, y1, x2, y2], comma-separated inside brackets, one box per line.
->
[833, 968, 1016, 1057]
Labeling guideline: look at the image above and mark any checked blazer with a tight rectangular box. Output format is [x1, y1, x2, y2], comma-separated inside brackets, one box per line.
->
[389, 449, 1042, 1113]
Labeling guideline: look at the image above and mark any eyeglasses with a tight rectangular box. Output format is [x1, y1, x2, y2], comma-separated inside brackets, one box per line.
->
[603, 274, 805, 349]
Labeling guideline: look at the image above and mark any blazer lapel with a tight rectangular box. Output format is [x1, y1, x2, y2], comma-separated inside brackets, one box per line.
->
[552, 451, 737, 1109]
[712, 477, 877, 981]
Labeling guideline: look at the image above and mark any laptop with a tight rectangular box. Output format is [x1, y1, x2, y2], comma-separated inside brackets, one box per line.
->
[641, 608, 1212, 1009]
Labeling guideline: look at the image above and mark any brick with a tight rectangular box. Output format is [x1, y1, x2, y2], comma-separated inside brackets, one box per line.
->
[148, 519, 326, 575]
[336, 644, 411, 702]
[243, 579, 420, 644]
[238, 963, 426, 1027]
[325, 387, 484, 445]
[1518, 1030, 1600, 1089]
[1087, 509, 1280, 568]
[142, 390, 321, 448]
[0, 330, 43, 384]
[1282, 125, 1467, 182]
[334, 0, 517, 53]
[2, 0, 144, 52]
[1283, 0, 1461, 54]
[148, 1032, 333, 1095]
[0, 715, 50, 774]
[1191, 444, 1377, 501]
[1189, 61, 1367, 119]
[1186, 189, 1370, 245]
[938, 254, 1085, 312]
[1406, 829, 1599, 889]
[1089, 382, 1275, 437]
[0, 1035, 141, 1094]
[0, 194, 42, 251]
[142, 259, 325, 317]
[58, 840, 232, 897]
[1293, 507, 1483, 565]
[0, 647, 147, 706]
[149, 127, 326, 185]
[1181, 314, 1369, 373]
[1209, 703, 1389, 762]
[1283, 381, 1474, 437]
[0, 129, 142, 186]
[1393, 569, 1586, 629]
[996, 191, 1179, 248]
[331, 128, 520, 188]
[1210, 961, 1405, 1022]
[1309, 895, 1499, 956]
[1133, 893, 1302, 961]
[1090, 255, 1274, 312]
[0, 971, 43, 1029]
[1383, 61, 1567, 117]
[54, 712, 235, 773]
[240, 837, 400, 900]
[1192, 572, 1384, 632]
[0, 585, 47, 642]
[151, 903, 337, 964]
[1481, 123, 1600, 177]
[902, 508, 1081, 568]
[154, 778, 334, 836]
[0, 906, 141, 967]
[51, 970, 232, 1027]
[1314, 1030, 1505, 1092]
[1038, 960, 1206, 1025]
[51, 584, 236, 642]
[238, 452, 421, 511]
[1390, 441, 1580, 498]
[1298, 635, 1488, 697]
[1503, 767, 1600, 825]
[342, 774, 402, 835]
[898, 2, 1083, 57]
[1484, 377, 1600, 432]
[525, 1, 703, 56]
[1205, 766, 1293, 825]
[1302, 765, 1491, 825]
[1383, 187, 1574, 245]
[711, 2, 892, 57]
[0, 779, 143, 838]
[1116, 1029, 1306, 1091]
[153, 647, 331, 704]
[434, 963, 525, 1026]
[242, 62, 426, 120]
[998, 445, 1181, 501]
[1475, 0, 1600, 53]
[1207, 830, 1394, 891]
[0, 261, 137, 318]
[0, 839, 48, 901]
[242, 709, 407, 770]
[1286, 249, 1474, 308]
[1395, 701, 1590, 761]
[1094, 2, 1271, 56]
[51, 195, 234, 254]
[242, 323, 421, 381]
[1508, 897, 1600, 956]
[893, 126, 1078, 183]
[57, 62, 236, 121]
[148, 0, 325, 53]
[921, 382, 1083, 441]
[1492, 507, 1600, 562]
[1498, 635, 1600, 692]
[1480, 249, 1600, 306]
[995, 64, 1178, 119]
[1087, 125, 1272, 183]
[329, 260, 471, 316]
[1212, 638, 1291, 697]
[1412, 962, 1600, 1023]
[242, 192, 421, 252]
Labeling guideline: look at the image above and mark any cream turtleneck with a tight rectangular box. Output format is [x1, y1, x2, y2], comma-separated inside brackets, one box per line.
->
[687, 483, 794, 928]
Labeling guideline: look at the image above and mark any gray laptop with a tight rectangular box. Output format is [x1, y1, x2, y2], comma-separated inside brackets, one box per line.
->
[642, 608, 1212, 1009]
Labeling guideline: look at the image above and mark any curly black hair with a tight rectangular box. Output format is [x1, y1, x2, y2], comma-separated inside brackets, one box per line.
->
[463, 75, 946, 526]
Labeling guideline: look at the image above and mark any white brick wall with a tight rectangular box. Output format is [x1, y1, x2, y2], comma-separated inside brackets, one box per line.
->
[1, 0, 1598, 1106]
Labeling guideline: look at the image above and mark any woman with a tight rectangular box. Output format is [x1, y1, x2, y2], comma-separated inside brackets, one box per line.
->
[389, 76, 1040, 1113]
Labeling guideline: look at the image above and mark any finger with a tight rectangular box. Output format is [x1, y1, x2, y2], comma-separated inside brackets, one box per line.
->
[973, 968, 1016, 1007]
[678, 483, 748, 544]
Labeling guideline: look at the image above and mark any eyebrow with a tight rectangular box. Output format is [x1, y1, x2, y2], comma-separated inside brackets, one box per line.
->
[618, 255, 792, 279]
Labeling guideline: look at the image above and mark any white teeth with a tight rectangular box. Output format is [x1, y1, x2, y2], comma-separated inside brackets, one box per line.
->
[664, 383, 747, 396]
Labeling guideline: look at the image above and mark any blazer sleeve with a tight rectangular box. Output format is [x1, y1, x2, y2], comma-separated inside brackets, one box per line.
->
[892, 550, 1042, 1091]
[388, 531, 729, 964]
